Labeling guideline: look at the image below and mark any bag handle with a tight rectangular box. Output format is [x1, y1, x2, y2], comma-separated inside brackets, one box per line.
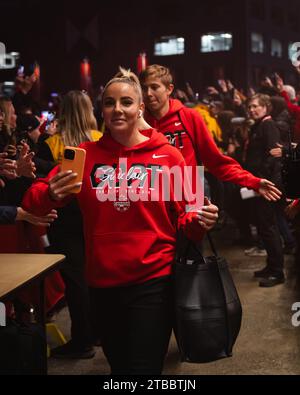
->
[206, 232, 218, 257]
[178, 230, 219, 263]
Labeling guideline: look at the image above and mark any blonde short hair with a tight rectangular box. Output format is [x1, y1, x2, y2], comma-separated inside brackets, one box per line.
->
[103, 67, 143, 103]
[139, 64, 173, 87]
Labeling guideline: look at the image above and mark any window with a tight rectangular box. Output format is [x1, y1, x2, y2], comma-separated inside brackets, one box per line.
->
[251, 33, 264, 54]
[200, 33, 232, 53]
[154, 36, 184, 56]
[271, 39, 282, 57]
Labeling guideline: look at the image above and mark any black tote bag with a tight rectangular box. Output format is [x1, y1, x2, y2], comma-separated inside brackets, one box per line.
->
[174, 232, 242, 363]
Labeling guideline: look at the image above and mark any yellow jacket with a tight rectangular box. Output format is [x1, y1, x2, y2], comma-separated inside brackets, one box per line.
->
[193, 104, 223, 145]
[45, 130, 102, 164]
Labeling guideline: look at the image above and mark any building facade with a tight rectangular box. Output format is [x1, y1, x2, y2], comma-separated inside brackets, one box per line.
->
[1, 0, 300, 97]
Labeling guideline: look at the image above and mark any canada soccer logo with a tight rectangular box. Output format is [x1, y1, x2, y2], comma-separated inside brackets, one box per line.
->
[113, 200, 131, 212]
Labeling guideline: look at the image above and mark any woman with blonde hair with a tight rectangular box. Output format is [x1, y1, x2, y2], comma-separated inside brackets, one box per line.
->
[24, 69, 218, 373]
[39, 90, 100, 164]
[37, 90, 102, 359]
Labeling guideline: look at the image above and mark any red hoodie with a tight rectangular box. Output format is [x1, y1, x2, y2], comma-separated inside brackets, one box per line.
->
[22, 129, 204, 288]
[145, 99, 261, 190]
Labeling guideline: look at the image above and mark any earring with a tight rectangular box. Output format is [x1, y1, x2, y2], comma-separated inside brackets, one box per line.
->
[138, 110, 143, 118]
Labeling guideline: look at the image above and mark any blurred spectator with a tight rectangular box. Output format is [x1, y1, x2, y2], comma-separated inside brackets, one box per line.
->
[270, 96, 292, 143]
[246, 94, 284, 287]
[0, 97, 17, 157]
[276, 74, 300, 143]
[37, 90, 102, 359]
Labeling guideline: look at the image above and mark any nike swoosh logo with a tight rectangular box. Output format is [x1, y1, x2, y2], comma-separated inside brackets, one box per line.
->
[152, 154, 169, 159]
[175, 122, 181, 126]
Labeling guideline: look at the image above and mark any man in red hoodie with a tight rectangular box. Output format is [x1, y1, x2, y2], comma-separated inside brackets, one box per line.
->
[140, 65, 283, 285]
[140, 65, 281, 201]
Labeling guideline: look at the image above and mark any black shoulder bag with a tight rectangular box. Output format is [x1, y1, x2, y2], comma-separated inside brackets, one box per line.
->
[174, 108, 242, 363]
[174, 232, 242, 363]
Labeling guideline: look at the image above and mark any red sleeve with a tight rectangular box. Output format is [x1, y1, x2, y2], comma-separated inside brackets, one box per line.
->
[281, 91, 300, 116]
[22, 165, 73, 216]
[183, 108, 262, 190]
[177, 211, 206, 242]
[170, 159, 205, 242]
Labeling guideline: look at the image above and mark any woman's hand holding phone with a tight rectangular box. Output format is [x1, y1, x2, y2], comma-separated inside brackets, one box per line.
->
[48, 170, 81, 201]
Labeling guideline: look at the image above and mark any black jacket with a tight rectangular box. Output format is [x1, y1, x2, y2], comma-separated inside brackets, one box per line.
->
[245, 116, 282, 186]
[273, 110, 292, 143]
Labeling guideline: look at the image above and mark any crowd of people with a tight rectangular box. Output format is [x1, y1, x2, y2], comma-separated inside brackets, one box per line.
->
[1, 62, 300, 374]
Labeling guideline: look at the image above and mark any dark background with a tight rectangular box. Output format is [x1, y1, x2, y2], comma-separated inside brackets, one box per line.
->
[1, 0, 300, 100]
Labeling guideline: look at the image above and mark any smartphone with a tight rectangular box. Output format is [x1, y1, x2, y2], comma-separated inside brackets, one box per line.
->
[17, 65, 24, 76]
[240, 187, 258, 200]
[41, 111, 56, 130]
[41, 111, 55, 122]
[61, 146, 86, 194]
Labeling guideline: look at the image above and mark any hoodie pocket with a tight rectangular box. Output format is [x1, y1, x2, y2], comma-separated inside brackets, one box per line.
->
[90, 231, 160, 282]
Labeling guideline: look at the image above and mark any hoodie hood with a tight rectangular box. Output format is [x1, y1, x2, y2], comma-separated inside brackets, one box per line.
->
[98, 128, 170, 155]
[145, 99, 184, 128]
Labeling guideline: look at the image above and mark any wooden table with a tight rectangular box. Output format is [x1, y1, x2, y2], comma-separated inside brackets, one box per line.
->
[0, 253, 65, 375]
[0, 254, 65, 301]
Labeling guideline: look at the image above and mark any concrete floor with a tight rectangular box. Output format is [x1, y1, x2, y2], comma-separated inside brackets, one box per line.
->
[48, 223, 300, 375]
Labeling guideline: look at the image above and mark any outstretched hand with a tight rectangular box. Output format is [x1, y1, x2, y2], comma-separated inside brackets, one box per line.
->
[0, 152, 17, 180]
[16, 208, 58, 226]
[16, 143, 36, 178]
[258, 179, 282, 201]
[275, 73, 284, 92]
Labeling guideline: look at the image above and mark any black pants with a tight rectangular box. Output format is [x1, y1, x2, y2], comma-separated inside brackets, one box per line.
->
[90, 275, 173, 375]
[47, 233, 93, 348]
[255, 197, 284, 275]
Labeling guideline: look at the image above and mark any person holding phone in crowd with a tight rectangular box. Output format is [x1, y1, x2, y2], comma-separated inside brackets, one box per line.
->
[23, 69, 218, 374]
[36, 91, 102, 359]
